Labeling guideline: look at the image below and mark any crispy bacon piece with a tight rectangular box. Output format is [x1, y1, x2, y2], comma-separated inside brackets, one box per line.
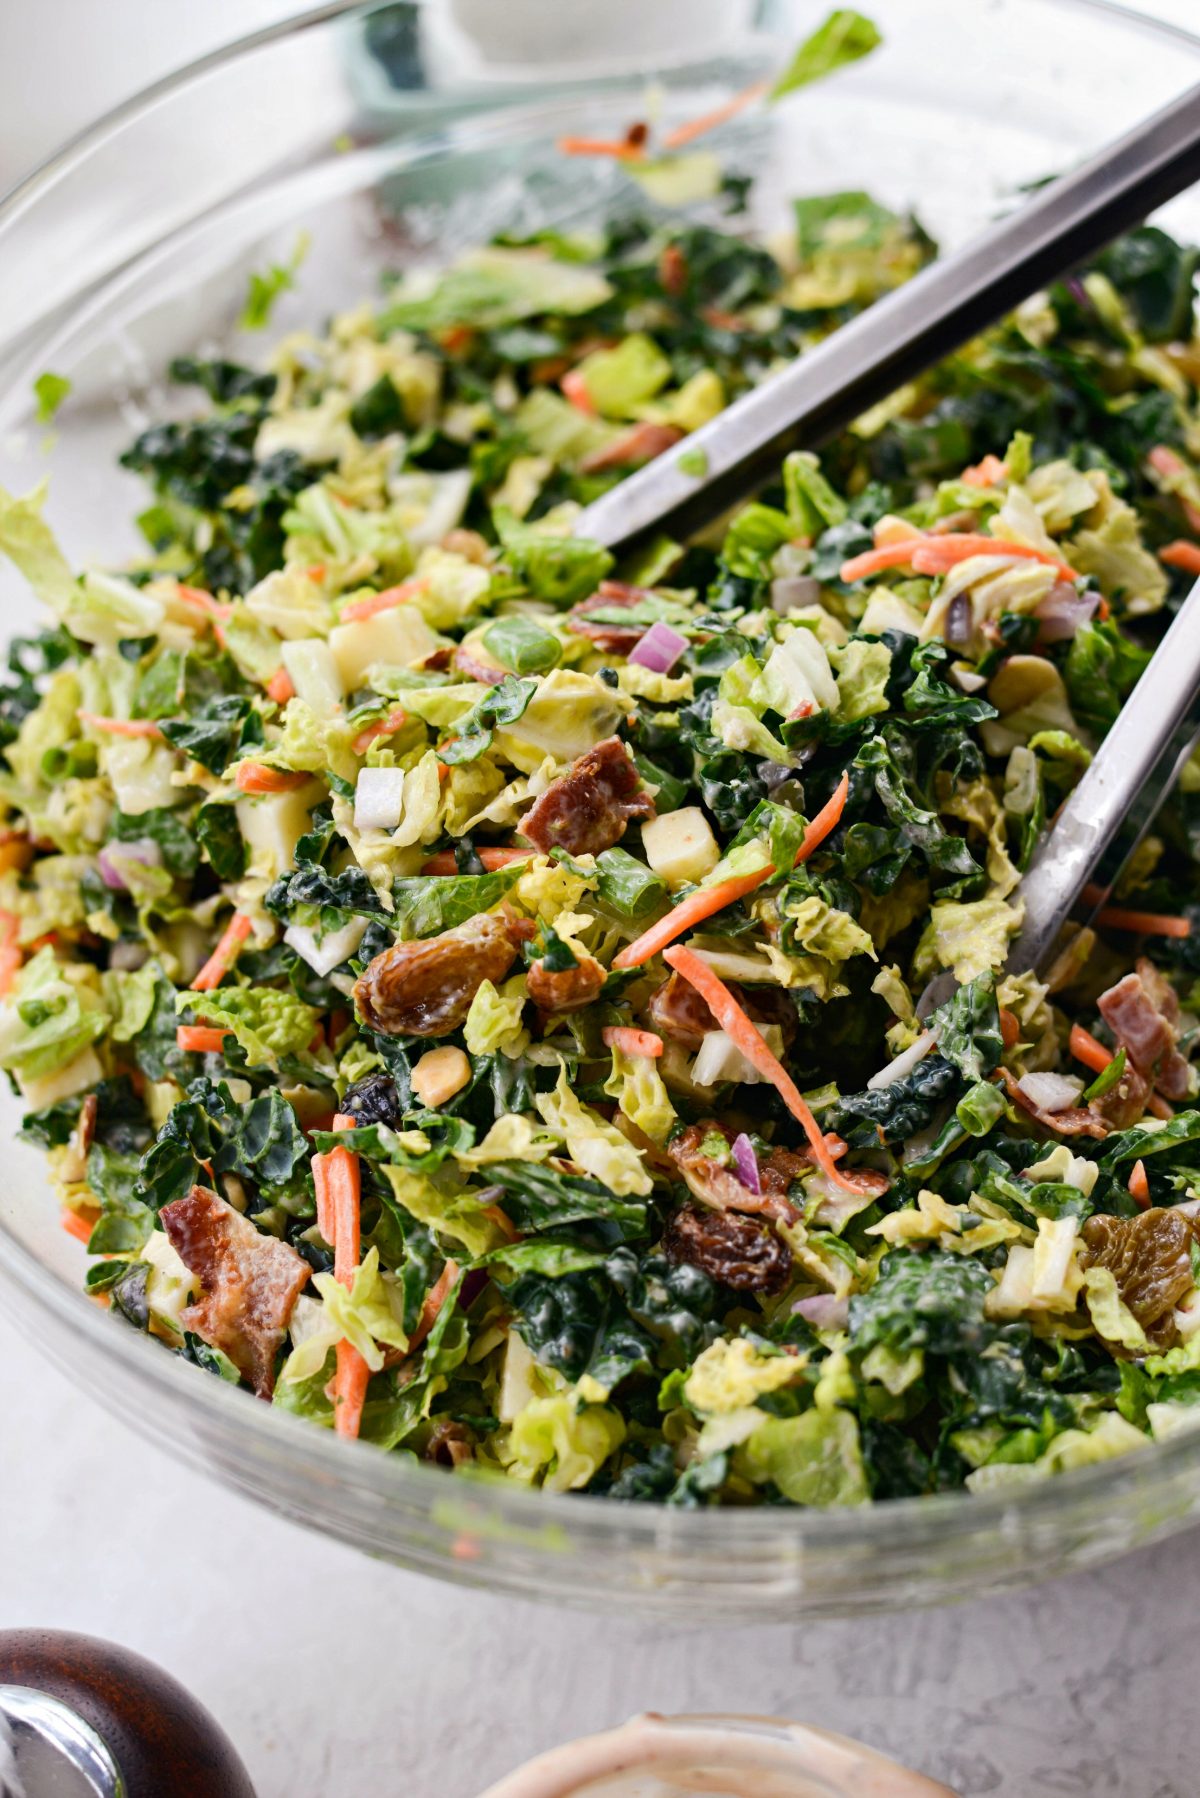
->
[527, 950, 606, 1015]
[354, 912, 518, 1037]
[578, 421, 683, 474]
[663, 1203, 792, 1294]
[1093, 1058, 1154, 1131]
[647, 972, 797, 1053]
[519, 736, 653, 858]
[566, 583, 651, 654]
[452, 644, 504, 684]
[665, 1120, 851, 1227]
[998, 1067, 1108, 1139]
[1082, 1207, 1199, 1348]
[160, 1186, 310, 1398]
[1098, 961, 1191, 1101]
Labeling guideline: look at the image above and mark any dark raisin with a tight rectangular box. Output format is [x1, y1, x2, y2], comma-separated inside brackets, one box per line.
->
[662, 1204, 792, 1295]
[341, 1071, 403, 1126]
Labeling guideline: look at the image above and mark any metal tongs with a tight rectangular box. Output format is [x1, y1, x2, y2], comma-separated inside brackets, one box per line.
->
[578, 81, 1200, 980]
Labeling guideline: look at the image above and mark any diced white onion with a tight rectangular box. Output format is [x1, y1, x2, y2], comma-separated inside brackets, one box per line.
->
[867, 1031, 936, 1091]
[284, 916, 368, 978]
[691, 1025, 782, 1088]
[354, 766, 407, 832]
[1017, 1071, 1084, 1114]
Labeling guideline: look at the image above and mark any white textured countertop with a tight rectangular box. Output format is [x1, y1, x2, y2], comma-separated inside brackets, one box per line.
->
[2, 1305, 1197, 1798]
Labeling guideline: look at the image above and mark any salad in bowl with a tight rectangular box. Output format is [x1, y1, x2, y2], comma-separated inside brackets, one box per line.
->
[4, 42, 1200, 1511]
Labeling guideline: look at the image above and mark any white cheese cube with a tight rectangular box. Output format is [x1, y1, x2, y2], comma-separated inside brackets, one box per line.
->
[641, 807, 720, 889]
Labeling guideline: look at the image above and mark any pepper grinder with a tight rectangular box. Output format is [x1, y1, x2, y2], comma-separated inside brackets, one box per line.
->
[0, 1632, 255, 1797]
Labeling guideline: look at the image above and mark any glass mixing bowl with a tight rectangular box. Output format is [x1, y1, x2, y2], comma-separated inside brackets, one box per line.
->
[3, 0, 1200, 1622]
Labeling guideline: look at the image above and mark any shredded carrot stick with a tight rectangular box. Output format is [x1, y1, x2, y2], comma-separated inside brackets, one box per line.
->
[339, 578, 428, 624]
[601, 1026, 665, 1059]
[1092, 906, 1192, 939]
[557, 135, 646, 160]
[481, 1203, 520, 1243]
[660, 79, 769, 150]
[176, 584, 232, 620]
[77, 713, 164, 739]
[175, 1025, 231, 1054]
[840, 533, 1078, 584]
[190, 911, 253, 992]
[1159, 540, 1200, 575]
[233, 762, 310, 795]
[409, 1258, 461, 1354]
[265, 667, 295, 705]
[663, 942, 861, 1192]
[315, 1110, 370, 1440]
[60, 1207, 96, 1244]
[1148, 447, 1200, 535]
[1069, 1024, 1112, 1076]
[613, 772, 849, 971]
[420, 846, 533, 876]
[961, 454, 1008, 488]
[910, 536, 1079, 582]
[560, 367, 597, 415]
[998, 1007, 1020, 1051]
[0, 909, 21, 997]
[1129, 1159, 1151, 1209]
[352, 707, 409, 755]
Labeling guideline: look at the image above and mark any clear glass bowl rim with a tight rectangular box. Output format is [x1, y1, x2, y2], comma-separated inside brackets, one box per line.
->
[3, 0, 1200, 1595]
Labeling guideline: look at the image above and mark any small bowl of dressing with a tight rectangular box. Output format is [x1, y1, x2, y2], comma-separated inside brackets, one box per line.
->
[478, 1714, 958, 1798]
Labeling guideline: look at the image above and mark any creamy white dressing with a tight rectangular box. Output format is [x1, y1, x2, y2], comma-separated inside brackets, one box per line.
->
[477, 1716, 957, 1798]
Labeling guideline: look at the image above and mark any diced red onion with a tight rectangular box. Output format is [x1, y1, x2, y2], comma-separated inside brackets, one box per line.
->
[628, 620, 688, 675]
[97, 839, 162, 891]
[771, 575, 823, 613]
[730, 1131, 761, 1194]
[1017, 1070, 1085, 1114]
[1035, 581, 1098, 643]
[792, 1293, 849, 1331]
[1065, 275, 1090, 309]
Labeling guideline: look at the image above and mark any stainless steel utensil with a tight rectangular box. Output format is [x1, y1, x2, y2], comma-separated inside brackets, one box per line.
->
[578, 80, 1200, 553]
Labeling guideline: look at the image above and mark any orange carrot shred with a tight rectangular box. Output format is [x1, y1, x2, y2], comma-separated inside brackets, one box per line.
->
[339, 578, 428, 624]
[557, 136, 646, 160]
[409, 1259, 460, 1354]
[840, 533, 1078, 584]
[660, 79, 769, 150]
[1092, 906, 1191, 939]
[961, 455, 1008, 488]
[1069, 1024, 1112, 1076]
[1159, 540, 1200, 575]
[190, 911, 253, 992]
[176, 1025, 231, 1054]
[560, 368, 597, 414]
[233, 762, 310, 795]
[265, 667, 295, 705]
[420, 846, 533, 877]
[601, 1026, 664, 1059]
[352, 707, 409, 755]
[1129, 1159, 1151, 1209]
[77, 713, 164, 740]
[61, 1208, 96, 1244]
[662, 942, 861, 1192]
[314, 1109, 370, 1439]
[613, 772, 849, 971]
